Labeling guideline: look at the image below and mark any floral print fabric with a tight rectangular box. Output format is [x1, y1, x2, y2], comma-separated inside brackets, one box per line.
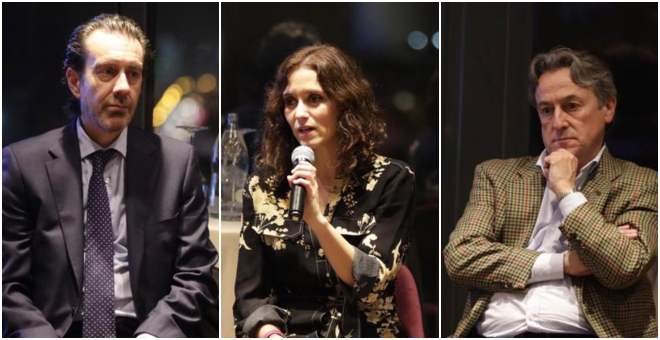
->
[233, 156, 415, 337]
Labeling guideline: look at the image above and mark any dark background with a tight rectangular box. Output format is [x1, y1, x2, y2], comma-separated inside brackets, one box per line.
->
[441, 2, 658, 336]
[2, 2, 218, 147]
[222, 2, 439, 337]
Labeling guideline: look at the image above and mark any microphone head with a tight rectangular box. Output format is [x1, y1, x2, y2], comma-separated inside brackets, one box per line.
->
[291, 145, 315, 165]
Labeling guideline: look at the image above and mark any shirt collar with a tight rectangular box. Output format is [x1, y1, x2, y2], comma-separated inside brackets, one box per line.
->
[77, 117, 128, 160]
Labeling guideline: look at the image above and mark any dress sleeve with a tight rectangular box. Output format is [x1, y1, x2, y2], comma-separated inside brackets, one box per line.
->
[233, 180, 288, 337]
[349, 164, 415, 305]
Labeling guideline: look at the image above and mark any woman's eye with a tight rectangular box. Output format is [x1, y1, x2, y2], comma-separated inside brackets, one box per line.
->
[284, 98, 297, 108]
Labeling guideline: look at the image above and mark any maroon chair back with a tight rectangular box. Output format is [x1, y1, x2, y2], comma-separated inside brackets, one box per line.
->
[395, 264, 425, 337]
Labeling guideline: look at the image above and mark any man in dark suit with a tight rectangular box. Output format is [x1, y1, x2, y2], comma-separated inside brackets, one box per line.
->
[2, 14, 218, 337]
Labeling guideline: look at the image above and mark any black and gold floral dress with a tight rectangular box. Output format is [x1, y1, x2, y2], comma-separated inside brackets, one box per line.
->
[233, 155, 415, 337]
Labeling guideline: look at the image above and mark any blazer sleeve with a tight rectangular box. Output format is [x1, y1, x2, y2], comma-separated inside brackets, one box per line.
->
[443, 162, 540, 292]
[135, 146, 219, 338]
[560, 167, 658, 290]
[2, 146, 59, 337]
[232, 179, 289, 337]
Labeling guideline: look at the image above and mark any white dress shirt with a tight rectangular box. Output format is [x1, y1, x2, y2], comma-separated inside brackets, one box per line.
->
[476, 146, 606, 337]
[77, 119, 136, 318]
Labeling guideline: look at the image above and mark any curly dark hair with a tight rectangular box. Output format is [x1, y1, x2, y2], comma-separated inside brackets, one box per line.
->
[256, 44, 386, 191]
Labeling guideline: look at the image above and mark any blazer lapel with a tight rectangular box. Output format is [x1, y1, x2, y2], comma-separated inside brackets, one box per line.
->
[125, 127, 159, 317]
[45, 121, 84, 292]
[581, 149, 619, 211]
[510, 160, 545, 247]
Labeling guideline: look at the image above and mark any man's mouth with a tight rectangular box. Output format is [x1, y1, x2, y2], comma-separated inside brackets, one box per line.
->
[553, 137, 576, 143]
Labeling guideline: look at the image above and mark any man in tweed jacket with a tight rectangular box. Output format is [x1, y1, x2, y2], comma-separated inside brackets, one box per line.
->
[444, 47, 657, 337]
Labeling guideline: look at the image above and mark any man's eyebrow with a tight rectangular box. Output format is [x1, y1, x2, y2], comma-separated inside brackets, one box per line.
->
[560, 94, 582, 102]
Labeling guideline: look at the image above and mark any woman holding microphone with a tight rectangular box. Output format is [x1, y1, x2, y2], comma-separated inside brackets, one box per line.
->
[233, 44, 415, 338]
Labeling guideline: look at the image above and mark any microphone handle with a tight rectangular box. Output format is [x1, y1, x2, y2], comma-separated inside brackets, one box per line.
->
[289, 184, 306, 222]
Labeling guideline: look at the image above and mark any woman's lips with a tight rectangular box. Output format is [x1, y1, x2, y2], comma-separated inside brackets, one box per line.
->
[297, 127, 315, 138]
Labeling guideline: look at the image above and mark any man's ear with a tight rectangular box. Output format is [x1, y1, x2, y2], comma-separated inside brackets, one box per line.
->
[603, 96, 616, 124]
[65, 67, 81, 99]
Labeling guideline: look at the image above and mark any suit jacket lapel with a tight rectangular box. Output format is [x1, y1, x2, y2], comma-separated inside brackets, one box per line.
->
[125, 127, 159, 317]
[511, 160, 545, 247]
[581, 148, 619, 211]
[45, 121, 84, 292]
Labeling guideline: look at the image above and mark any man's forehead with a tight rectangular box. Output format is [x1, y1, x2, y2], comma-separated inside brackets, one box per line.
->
[83, 29, 144, 64]
[535, 68, 594, 102]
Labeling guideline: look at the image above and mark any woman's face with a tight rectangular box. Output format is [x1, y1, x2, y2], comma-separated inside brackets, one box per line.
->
[283, 67, 339, 152]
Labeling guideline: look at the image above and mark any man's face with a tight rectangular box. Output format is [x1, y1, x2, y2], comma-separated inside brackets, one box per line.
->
[67, 29, 144, 138]
[535, 67, 615, 167]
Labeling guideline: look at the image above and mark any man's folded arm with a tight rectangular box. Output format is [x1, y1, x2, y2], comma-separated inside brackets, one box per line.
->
[443, 163, 541, 292]
[560, 172, 657, 289]
[2, 147, 59, 337]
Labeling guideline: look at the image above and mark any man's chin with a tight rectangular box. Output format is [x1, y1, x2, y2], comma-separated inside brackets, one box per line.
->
[103, 118, 131, 132]
[102, 114, 133, 131]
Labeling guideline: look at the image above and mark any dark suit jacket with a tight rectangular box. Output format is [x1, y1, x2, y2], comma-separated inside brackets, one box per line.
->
[2, 121, 219, 337]
[443, 149, 657, 337]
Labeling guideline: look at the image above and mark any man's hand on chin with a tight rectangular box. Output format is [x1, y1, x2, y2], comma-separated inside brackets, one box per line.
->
[543, 148, 578, 197]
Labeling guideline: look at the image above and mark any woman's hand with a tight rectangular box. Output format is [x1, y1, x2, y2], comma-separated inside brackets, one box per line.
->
[287, 162, 328, 226]
[287, 161, 356, 285]
[257, 324, 284, 338]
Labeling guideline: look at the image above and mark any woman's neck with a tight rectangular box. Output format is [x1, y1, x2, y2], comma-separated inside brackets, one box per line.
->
[313, 145, 338, 189]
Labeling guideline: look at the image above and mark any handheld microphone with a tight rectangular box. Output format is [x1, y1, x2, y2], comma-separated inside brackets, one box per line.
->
[289, 145, 315, 222]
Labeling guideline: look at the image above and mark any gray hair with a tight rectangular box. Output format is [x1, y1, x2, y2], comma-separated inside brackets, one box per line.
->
[528, 46, 617, 107]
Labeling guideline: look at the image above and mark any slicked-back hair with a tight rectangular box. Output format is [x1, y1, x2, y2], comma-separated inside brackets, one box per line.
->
[62, 13, 151, 115]
[257, 44, 386, 192]
[529, 46, 617, 108]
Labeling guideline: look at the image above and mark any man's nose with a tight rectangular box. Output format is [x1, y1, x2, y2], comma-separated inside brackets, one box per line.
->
[551, 108, 568, 129]
[113, 71, 130, 94]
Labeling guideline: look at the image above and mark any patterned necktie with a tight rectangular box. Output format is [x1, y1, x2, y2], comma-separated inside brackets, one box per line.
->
[83, 149, 116, 337]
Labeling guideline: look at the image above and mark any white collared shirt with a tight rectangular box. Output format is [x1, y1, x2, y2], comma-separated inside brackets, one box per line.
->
[77, 119, 136, 318]
[476, 146, 606, 337]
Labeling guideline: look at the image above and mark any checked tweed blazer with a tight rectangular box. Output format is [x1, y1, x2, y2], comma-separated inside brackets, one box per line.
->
[443, 149, 657, 337]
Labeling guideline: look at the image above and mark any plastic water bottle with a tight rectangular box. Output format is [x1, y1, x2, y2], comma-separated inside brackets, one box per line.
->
[208, 136, 219, 217]
[221, 113, 248, 221]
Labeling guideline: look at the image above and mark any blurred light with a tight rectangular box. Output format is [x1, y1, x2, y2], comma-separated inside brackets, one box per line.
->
[432, 32, 439, 49]
[407, 31, 428, 50]
[162, 84, 183, 104]
[153, 83, 185, 127]
[179, 97, 200, 120]
[153, 105, 169, 127]
[196, 73, 217, 93]
[393, 91, 416, 111]
[175, 76, 195, 95]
